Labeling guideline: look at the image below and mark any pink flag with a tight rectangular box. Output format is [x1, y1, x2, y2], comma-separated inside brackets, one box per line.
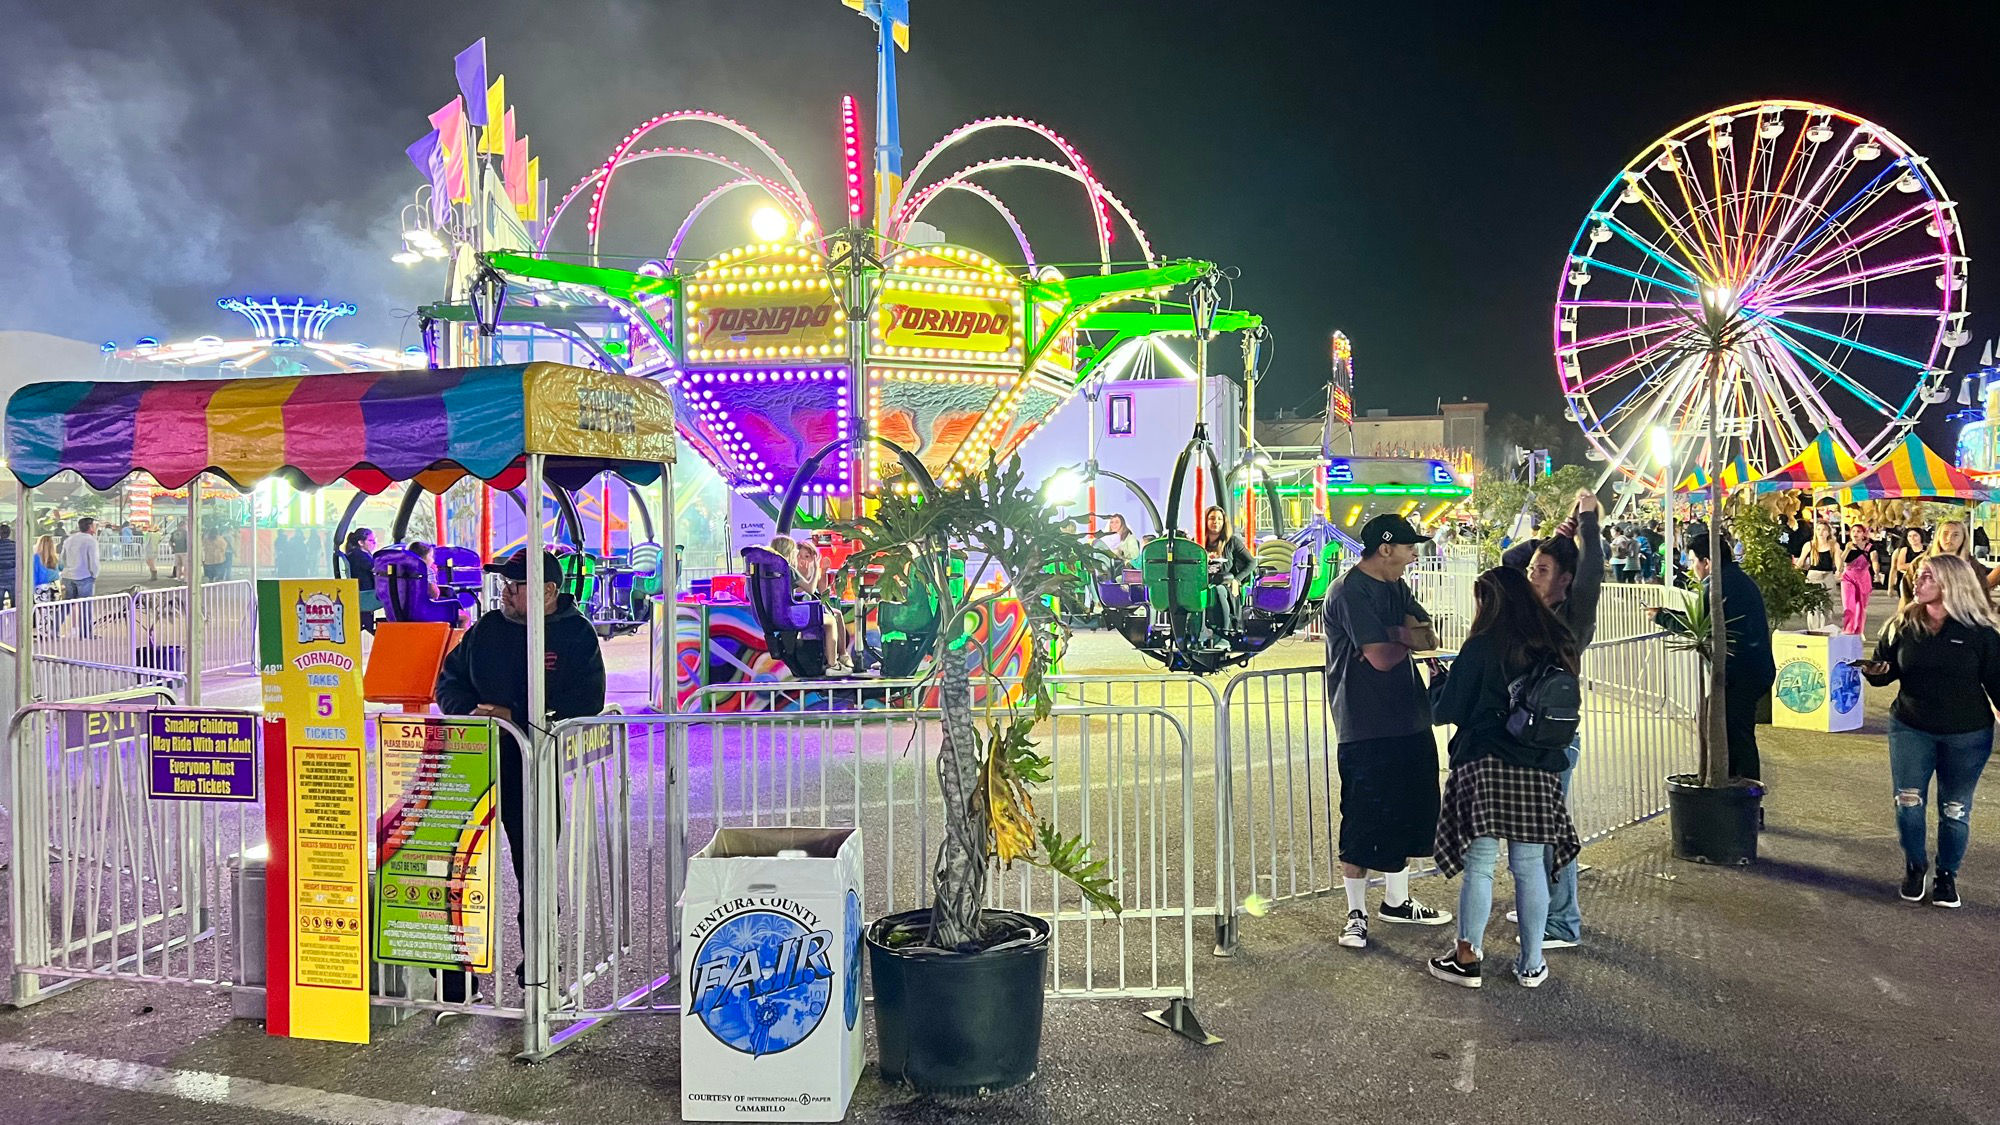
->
[426, 98, 471, 204]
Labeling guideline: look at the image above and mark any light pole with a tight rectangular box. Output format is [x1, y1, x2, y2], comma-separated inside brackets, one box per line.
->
[1651, 424, 1674, 587]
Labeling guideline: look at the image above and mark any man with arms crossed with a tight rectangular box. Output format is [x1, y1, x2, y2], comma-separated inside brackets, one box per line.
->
[1325, 514, 1453, 949]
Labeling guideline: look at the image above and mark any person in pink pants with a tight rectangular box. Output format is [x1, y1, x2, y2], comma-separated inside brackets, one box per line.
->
[1841, 525, 1876, 635]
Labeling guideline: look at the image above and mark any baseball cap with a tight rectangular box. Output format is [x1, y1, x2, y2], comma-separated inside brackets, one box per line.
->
[1360, 514, 1429, 549]
[483, 548, 565, 583]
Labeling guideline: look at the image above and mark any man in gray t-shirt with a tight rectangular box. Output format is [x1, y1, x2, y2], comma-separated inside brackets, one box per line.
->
[1323, 514, 1452, 950]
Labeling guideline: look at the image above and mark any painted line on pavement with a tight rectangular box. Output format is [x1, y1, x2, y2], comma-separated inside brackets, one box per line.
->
[0, 1043, 551, 1125]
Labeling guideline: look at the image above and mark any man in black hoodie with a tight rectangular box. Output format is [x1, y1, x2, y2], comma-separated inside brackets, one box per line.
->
[434, 548, 606, 1008]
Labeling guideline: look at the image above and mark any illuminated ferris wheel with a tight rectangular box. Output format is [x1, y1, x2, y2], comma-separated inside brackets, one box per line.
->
[1556, 101, 1969, 486]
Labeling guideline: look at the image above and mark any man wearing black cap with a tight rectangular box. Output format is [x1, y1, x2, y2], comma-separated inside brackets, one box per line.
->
[433, 549, 606, 1008]
[1324, 514, 1453, 950]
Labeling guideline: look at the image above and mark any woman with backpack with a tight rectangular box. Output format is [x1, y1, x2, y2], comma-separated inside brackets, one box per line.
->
[1424, 566, 1582, 990]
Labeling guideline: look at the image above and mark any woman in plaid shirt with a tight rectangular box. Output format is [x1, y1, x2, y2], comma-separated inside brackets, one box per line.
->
[1424, 567, 1582, 990]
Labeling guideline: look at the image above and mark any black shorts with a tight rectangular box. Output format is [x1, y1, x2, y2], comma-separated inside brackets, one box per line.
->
[1337, 732, 1443, 872]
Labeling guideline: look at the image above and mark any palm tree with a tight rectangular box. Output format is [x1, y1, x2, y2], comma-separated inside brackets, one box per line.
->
[835, 456, 1119, 948]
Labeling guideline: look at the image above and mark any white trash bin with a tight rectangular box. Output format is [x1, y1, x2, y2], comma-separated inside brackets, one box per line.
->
[681, 827, 865, 1122]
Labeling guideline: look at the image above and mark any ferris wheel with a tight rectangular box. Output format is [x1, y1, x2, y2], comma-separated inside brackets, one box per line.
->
[1557, 100, 1969, 486]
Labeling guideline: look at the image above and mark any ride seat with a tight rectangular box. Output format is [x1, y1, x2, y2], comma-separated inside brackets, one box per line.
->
[1253, 543, 1316, 614]
[1141, 536, 1210, 615]
[741, 545, 827, 678]
[363, 621, 455, 710]
[373, 548, 464, 625]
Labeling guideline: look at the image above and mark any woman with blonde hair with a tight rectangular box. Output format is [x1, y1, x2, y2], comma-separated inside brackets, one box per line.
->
[1858, 553, 2000, 908]
[31, 534, 59, 592]
[1795, 520, 1839, 629]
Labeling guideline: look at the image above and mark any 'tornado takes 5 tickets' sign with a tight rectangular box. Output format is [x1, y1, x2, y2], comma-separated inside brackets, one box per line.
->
[258, 579, 369, 1044]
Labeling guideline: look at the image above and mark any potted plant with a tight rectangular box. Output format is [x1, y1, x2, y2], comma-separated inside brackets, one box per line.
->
[1733, 500, 1833, 629]
[1659, 578, 1762, 864]
[833, 455, 1120, 1094]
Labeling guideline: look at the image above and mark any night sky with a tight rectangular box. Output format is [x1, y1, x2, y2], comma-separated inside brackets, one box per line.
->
[3, 0, 1996, 430]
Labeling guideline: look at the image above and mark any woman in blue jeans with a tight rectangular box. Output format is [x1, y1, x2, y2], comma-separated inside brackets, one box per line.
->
[1425, 567, 1582, 989]
[1858, 553, 2000, 908]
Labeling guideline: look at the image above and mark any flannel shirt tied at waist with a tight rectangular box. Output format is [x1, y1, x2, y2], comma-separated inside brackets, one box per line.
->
[1434, 753, 1581, 878]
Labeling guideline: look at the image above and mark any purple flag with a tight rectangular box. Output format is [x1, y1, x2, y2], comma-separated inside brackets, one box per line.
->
[455, 39, 489, 126]
[406, 131, 451, 224]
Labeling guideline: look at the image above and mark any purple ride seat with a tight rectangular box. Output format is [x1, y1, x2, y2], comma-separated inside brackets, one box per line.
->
[1251, 543, 1314, 614]
[741, 546, 823, 636]
[373, 548, 465, 625]
[1098, 580, 1143, 610]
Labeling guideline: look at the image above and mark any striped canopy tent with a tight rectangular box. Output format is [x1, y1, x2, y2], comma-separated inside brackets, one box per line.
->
[4, 362, 676, 493]
[1746, 430, 1863, 495]
[1830, 433, 1996, 504]
[1674, 455, 1759, 501]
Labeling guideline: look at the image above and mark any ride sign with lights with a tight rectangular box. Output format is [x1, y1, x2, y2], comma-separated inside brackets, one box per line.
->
[876, 286, 1021, 358]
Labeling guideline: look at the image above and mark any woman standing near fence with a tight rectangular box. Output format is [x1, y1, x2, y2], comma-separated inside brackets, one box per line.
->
[1857, 554, 2000, 908]
[1424, 566, 1582, 989]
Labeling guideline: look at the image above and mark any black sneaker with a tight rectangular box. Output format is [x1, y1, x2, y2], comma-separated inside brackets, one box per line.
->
[1338, 909, 1368, 949]
[1378, 898, 1453, 926]
[1931, 870, 1961, 909]
[1899, 865, 1929, 902]
[1427, 952, 1481, 988]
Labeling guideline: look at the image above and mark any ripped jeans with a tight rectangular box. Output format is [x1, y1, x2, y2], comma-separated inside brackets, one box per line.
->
[1888, 717, 1994, 873]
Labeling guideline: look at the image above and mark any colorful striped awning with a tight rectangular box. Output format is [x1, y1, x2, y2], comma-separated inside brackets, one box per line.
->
[5, 362, 676, 493]
[1748, 430, 1863, 494]
[1675, 455, 1758, 499]
[1831, 433, 1996, 503]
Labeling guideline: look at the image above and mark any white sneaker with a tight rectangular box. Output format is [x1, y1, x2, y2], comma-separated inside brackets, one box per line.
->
[1338, 909, 1368, 949]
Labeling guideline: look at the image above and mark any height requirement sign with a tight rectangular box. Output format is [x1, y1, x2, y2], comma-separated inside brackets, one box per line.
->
[258, 579, 369, 1044]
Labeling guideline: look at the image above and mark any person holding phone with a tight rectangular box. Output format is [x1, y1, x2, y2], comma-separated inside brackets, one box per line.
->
[1854, 553, 2000, 908]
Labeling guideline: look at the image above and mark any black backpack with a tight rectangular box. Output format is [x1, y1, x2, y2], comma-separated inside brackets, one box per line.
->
[1505, 659, 1582, 750]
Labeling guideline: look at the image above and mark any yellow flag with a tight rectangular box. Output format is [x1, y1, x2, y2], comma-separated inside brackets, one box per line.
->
[520, 157, 541, 220]
[483, 75, 506, 155]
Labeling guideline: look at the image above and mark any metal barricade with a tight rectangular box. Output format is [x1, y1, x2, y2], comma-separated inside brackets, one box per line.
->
[1572, 631, 1701, 842]
[1593, 582, 1673, 644]
[6, 691, 225, 1005]
[131, 581, 258, 676]
[1218, 666, 1341, 931]
[1402, 550, 1479, 650]
[532, 704, 1202, 1059]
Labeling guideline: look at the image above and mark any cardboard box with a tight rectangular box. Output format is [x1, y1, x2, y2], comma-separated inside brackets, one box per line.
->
[1771, 630, 1863, 732]
[681, 827, 864, 1122]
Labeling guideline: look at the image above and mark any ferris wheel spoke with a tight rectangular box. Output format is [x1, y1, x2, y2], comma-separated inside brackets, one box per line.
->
[1752, 330, 1840, 444]
[1760, 199, 1938, 296]
[1757, 251, 1950, 307]
[1758, 324, 1905, 416]
[1559, 299, 1694, 312]
[1740, 119, 1816, 275]
[1596, 215, 1705, 286]
[1761, 302, 1941, 317]
[1663, 142, 1731, 278]
[1564, 316, 1691, 354]
[1576, 328, 1699, 393]
[1622, 174, 1723, 282]
[1756, 162, 1903, 285]
[1576, 257, 1701, 301]
[1737, 342, 1816, 456]
[1745, 128, 1869, 280]
[1762, 312, 1933, 373]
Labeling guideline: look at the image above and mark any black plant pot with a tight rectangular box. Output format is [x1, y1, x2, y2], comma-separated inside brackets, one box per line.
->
[867, 908, 1050, 1095]
[1666, 775, 1764, 865]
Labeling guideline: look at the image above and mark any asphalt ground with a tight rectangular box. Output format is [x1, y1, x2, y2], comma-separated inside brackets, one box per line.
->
[3, 596, 1997, 1123]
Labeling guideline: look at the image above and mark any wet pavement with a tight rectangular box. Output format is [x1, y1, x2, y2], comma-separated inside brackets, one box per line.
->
[3, 619, 1997, 1123]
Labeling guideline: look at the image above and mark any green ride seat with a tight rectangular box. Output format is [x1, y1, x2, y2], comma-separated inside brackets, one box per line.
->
[556, 550, 599, 605]
[1141, 536, 1211, 615]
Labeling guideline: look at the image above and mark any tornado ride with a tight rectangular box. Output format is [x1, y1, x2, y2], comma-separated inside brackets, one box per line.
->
[462, 9, 1301, 687]
[1557, 101, 1969, 488]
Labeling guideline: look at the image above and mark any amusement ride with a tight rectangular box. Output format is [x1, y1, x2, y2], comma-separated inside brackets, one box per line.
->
[389, 6, 1337, 679]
